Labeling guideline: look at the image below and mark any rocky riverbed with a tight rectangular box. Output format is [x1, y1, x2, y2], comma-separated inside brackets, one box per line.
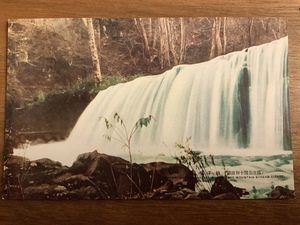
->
[2, 150, 294, 200]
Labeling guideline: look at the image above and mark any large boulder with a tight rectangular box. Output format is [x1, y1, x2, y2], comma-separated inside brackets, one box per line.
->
[140, 161, 197, 191]
[69, 151, 197, 199]
[22, 158, 68, 187]
[210, 176, 240, 199]
[68, 151, 156, 198]
[267, 186, 295, 199]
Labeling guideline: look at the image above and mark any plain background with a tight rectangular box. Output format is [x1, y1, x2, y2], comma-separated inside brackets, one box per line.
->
[0, 1, 299, 224]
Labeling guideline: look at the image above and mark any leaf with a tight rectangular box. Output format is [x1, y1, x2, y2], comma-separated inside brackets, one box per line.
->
[222, 159, 226, 168]
[210, 154, 215, 166]
[99, 116, 112, 129]
[174, 142, 184, 149]
[114, 113, 123, 124]
[138, 116, 153, 128]
[201, 169, 205, 180]
[103, 134, 112, 142]
[185, 136, 191, 148]
[105, 119, 112, 129]
[174, 156, 181, 164]
[204, 155, 210, 167]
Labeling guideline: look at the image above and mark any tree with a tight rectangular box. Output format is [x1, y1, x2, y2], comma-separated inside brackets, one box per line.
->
[82, 18, 102, 86]
[158, 18, 171, 69]
[179, 17, 186, 64]
[209, 17, 223, 59]
[246, 18, 254, 47]
[134, 18, 150, 59]
[223, 17, 227, 54]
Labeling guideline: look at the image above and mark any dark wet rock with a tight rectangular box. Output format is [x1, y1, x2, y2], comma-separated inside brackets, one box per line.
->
[4, 155, 30, 172]
[4, 151, 249, 200]
[69, 150, 129, 176]
[141, 161, 197, 191]
[54, 173, 109, 200]
[68, 151, 156, 198]
[152, 189, 185, 200]
[180, 188, 211, 200]
[234, 186, 250, 197]
[181, 187, 197, 194]
[23, 184, 78, 200]
[55, 174, 94, 190]
[3, 155, 31, 199]
[152, 187, 201, 200]
[167, 190, 185, 199]
[210, 176, 240, 199]
[22, 158, 68, 187]
[29, 158, 64, 171]
[198, 190, 213, 200]
[267, 186, 295, 199]
[68, 151, 197, 199]
[184, 193, 201, 200]
[77, 186, 98, 199]
[153, 180, 174, 193]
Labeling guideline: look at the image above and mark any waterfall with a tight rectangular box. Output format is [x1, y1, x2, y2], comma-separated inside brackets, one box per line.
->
[15, 37, 290, 165]
[67, 36, 290, 156]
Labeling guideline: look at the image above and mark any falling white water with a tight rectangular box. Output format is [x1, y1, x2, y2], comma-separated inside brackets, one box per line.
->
[15, 37, 291, 166]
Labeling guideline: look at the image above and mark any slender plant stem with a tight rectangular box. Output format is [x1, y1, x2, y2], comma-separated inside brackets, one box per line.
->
[110, 163, 119, 196]
[17, 175, 24, 199]
[121, 171, 145, 198]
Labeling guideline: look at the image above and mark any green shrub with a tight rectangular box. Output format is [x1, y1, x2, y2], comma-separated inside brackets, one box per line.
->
[100, 113, 155, 198]
[27, 75, 143, 108]
[173, 137, 228, 192]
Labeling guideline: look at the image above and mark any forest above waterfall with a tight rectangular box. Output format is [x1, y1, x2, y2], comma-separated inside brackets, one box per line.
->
[6, 17, 287, 141]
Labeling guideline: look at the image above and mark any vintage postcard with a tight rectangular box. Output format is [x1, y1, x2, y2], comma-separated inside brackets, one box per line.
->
[3, 17, 295, 200]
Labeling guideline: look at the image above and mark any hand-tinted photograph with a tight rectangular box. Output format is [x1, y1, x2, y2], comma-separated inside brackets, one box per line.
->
[3, 17, 295, 200]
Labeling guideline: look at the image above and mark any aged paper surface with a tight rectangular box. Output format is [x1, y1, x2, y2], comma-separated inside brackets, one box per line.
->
[3, 18, 294, 200]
